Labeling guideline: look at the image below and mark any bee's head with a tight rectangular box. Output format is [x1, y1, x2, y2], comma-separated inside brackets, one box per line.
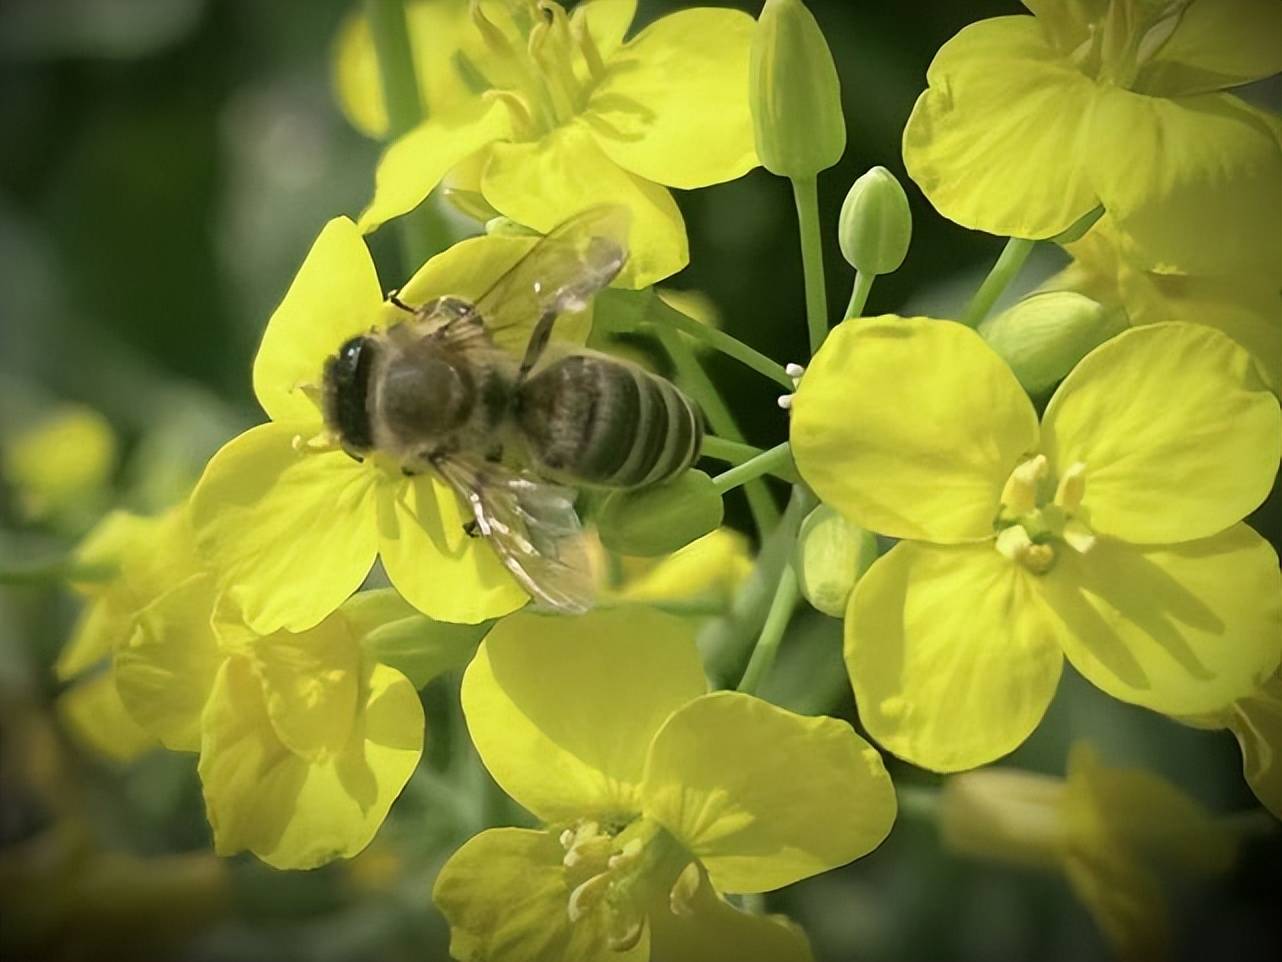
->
[322, 335, 378, 453]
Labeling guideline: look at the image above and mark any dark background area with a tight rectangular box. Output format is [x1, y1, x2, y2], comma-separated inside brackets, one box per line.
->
[1, 1, 1279, 960]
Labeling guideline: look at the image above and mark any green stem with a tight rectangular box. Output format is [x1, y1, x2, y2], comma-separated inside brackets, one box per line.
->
[701, 436, 763, 464]
[792, 176, 830, 354]
[0, 559, 116, 586]
[649, 297, 794, 389]
[897, 784, 944, 822]
[712, 442, 792, 495]
[960, 236, 1036, 327]
[366, 0, 446, 271]
[656, 327, 781, 536]
[844, 269, 874, 320]
[736, 562, 800, 695]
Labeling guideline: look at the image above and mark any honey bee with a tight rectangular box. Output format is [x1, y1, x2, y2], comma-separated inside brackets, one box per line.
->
[321, 206, 703, 613]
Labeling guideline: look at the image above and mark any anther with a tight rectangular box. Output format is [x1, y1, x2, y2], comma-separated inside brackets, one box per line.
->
[785, 362, 805, 387]
[567, 872, 611, 923]
[669, 861, 701, 918]
[1062, 519, 1096, 555]
[1001, 454, 1048, 517]
[778, 394, 794, 410]
[1054, 461, 1087, 513]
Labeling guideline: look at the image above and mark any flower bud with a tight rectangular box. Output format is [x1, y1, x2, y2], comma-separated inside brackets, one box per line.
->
[793, 504, 877, 617]
[979, 291, 1125, 396]
[749, 0, 845, 178]
[838, 166, 912, 275]
[596, 470, 724, 557]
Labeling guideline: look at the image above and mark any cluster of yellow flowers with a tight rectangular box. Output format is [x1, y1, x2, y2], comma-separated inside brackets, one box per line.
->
[22, 1, 1281, 959]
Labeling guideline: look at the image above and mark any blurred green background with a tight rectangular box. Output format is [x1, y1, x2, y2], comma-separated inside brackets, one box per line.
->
[2, 1, 1279, 959]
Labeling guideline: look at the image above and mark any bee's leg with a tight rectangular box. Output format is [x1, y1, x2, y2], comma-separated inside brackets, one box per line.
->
[516, 308, 558, 383]
[386, 289, 415, 313]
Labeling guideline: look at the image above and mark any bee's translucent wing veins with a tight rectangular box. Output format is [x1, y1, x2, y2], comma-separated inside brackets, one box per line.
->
[432, 454, 594, 614]
[471, 206, 631, 350]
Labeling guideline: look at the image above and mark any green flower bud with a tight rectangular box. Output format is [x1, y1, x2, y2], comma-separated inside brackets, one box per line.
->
[839, 166, 913, 275]
[793, 504, 877, 617]
[749, 0, 845, 178]
[979, 291, 1125, 396]
[597, 470, 724, 557]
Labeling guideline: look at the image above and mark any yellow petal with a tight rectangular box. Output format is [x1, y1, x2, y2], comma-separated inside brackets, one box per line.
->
[331, 2, 479, 139]
[585, 8, 757, 189]
[252, 217, 384, 424]
[641, 692, 895, 893]
[846, 541, 1063, 772]
[1089, 91, 1282, 276]
[572, 0, 636, 60]
[57, 597, 129, 682]
[791, 317, 1039, 543]
[1065, 744, 1238, 876]
[57, 673, 155, 764]
[375, 475, 526, 624]
[190, 422, 380, 634]
[199, 656, 423, 870]
[613, 528, 753, 604]
[114, 574, 222, 752]
[646, 862, 813, 962]
[358, 99, 513, 233]
[1224, 674, 1282, 820]
[250, 615, 362, 761]
[481, 123, 687, 288]
[1117, 261, 1282, 393]
[1137, 0, 1282, 96]
[1041, 525, 1282, 716]
[391, 231, 593, 354]
[462, 608, 706, 821]
[433, 827, 647, 962]
[1041, 323, 1281, 544]
[3, 404, 116, 522]
[902, 16, 1099, 238]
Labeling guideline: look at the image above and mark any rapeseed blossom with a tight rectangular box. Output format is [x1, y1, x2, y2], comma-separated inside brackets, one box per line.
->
[353, 0, 759, 287]
[903, 0, 1282, 275]
[1181, 671, 1282, 820]
[941, 744, 1241, 960]
[114, 581, 425, 870]
[190, 218, 563, 633]
[791, 317, 1282, 771]
[434, 608, 896, 961]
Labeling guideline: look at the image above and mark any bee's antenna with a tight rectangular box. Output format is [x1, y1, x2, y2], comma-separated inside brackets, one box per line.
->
[387, 289, 415, 313]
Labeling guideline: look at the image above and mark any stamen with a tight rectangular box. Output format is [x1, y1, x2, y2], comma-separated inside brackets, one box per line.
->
[1054, 461, 1087, 513]
[482, 89, 538, 139]
[607, 912, 645, 952]
[777, 394, 794, 410]
[1001, 454, 1048, 517]
[572, 14, 606, 81]
[291, 432, 340, 456]
[995, 524, 1056, 574]
[567, 872, 611, 923]
[668, 861, 701, 918]
[1062, 519, 1096, 555]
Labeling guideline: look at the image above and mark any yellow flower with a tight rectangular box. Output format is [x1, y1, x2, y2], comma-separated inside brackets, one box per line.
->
[333, 0, 478, 139]
[791, 316, 1282, 771]
[353, 0, 759, 287]
[2, 404, 116, 527]
[1060, 224, 1282, 391]
[940, 744, 1241, 960]
[606, 528, 754, 607]
[1180, 670, 1282, 821]
[903, 0, 1282, 275]
[51, 508, 197, 764]
[114, 580, 425, 870]
[433, 607, 896, 961]
[189, 218, 558, 634]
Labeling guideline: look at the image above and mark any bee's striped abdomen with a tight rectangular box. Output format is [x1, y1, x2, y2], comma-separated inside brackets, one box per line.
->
[517, 355, 702, 489]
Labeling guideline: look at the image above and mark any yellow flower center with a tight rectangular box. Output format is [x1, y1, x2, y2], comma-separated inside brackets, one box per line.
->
[1067, 0, 1190, 88]
[994, 454, 1095, 574]
[560, 816, 693, 951]
[467, 0, 605, 140]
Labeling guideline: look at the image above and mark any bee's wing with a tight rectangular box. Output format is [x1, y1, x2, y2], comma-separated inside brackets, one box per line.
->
[433, 454, 594, 614]
[463, 206, 631, 358]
